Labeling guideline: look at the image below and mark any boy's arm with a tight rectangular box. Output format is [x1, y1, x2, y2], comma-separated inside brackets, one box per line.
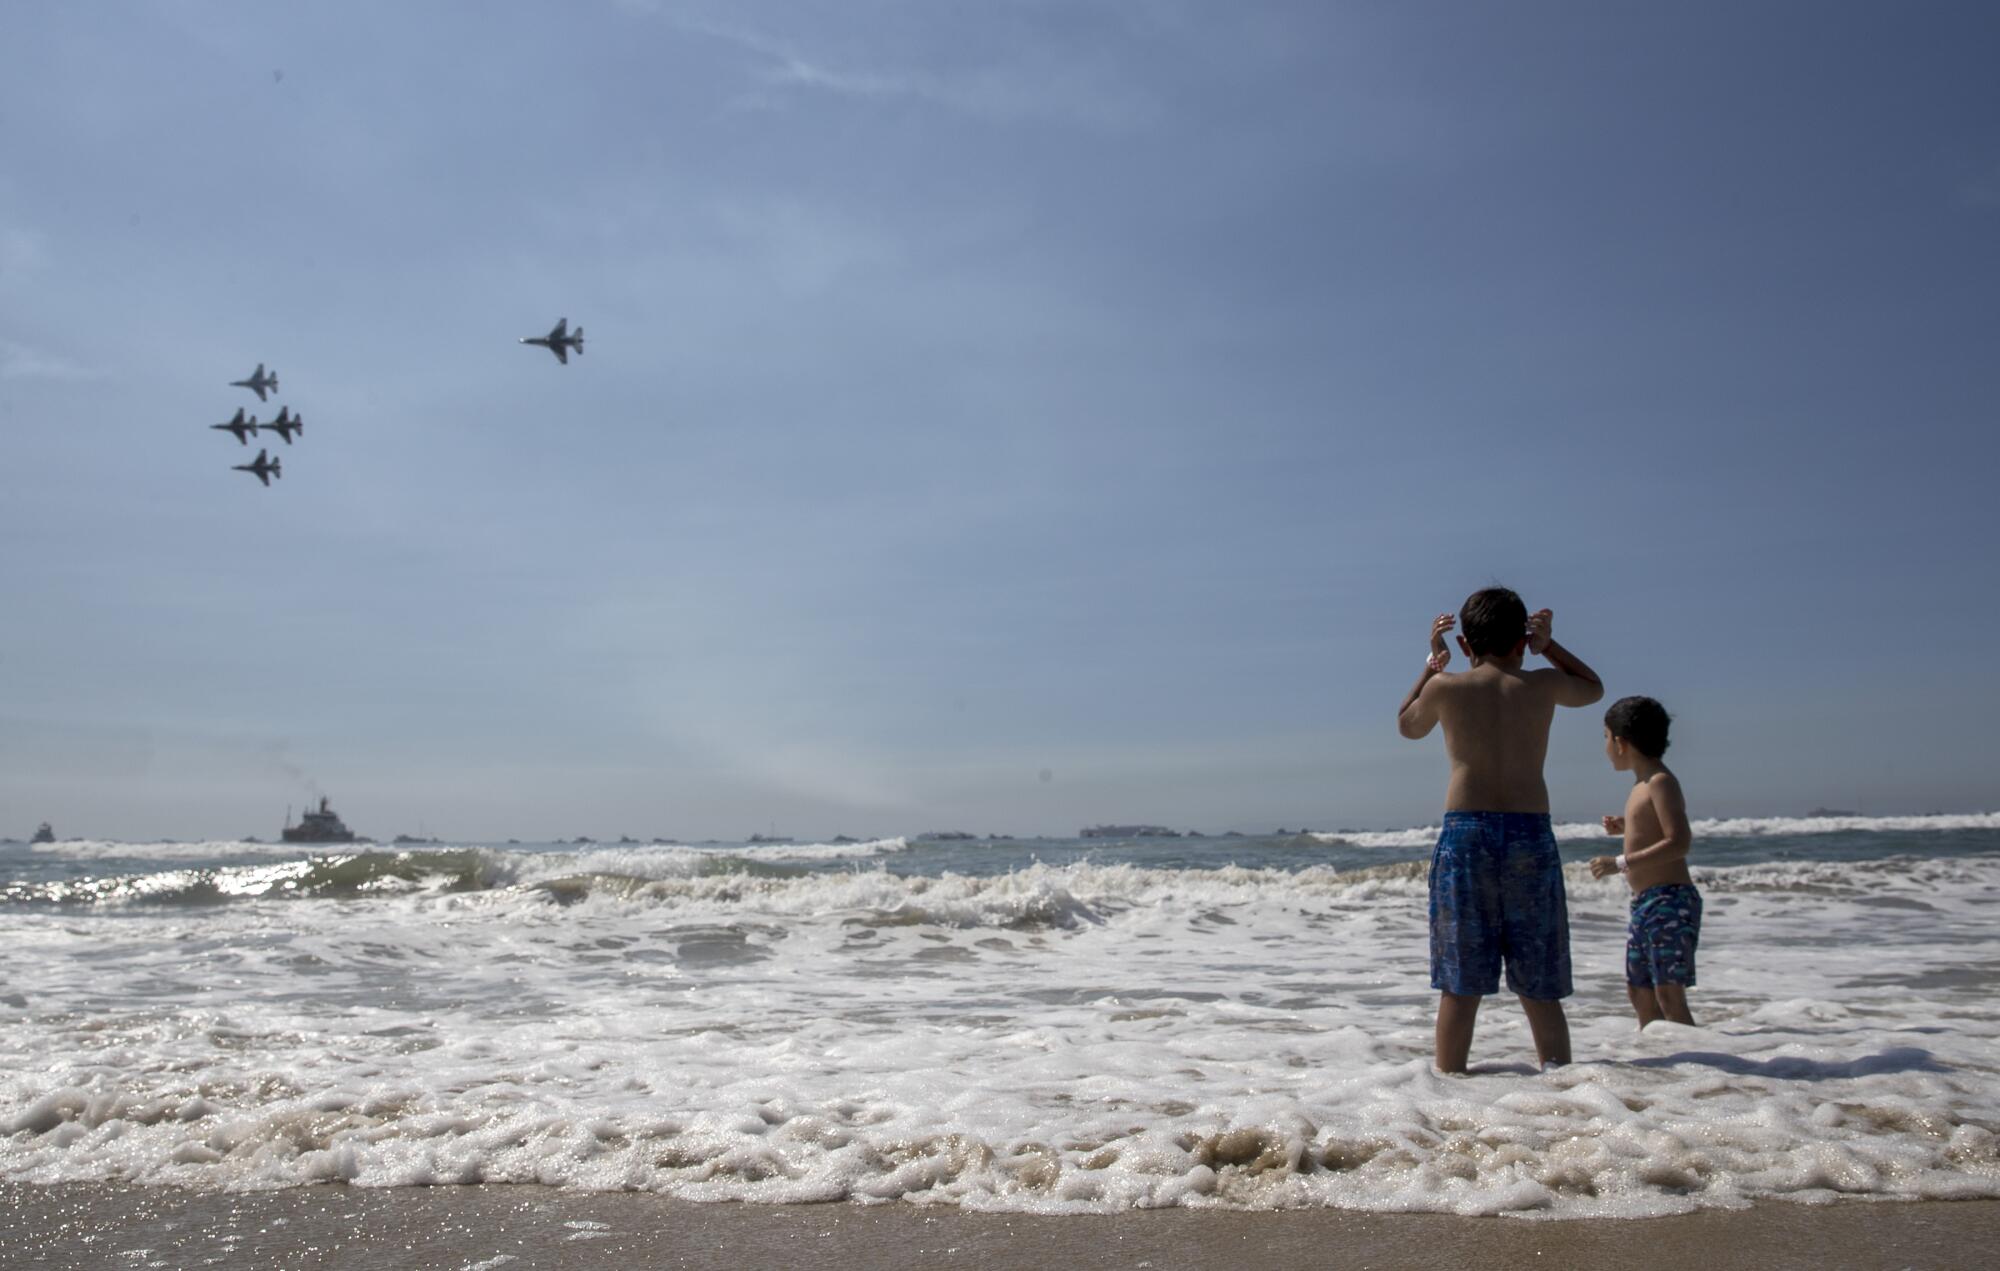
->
[1397, 663, 1444, 738]
[1398, 613, 1454, 738]
[1622, 773, 1692, 866]
[1541, 639, 1605, 706]
[1527, 610, 1603, 707]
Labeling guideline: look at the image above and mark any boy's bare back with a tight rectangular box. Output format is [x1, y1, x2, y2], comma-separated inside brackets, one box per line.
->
[1400, 609, 1604, 813]
[1428, 665, 1576, 813]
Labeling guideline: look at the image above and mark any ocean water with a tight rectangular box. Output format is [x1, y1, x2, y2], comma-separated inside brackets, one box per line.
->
[3, 814, 1998, 1218]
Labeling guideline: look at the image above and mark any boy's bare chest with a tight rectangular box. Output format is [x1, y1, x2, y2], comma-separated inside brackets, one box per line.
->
[1625, 785, 1662, 838]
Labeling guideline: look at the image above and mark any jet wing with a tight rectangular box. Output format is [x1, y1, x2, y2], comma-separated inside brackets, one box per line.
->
[255, 468, 271, 486]
[547, 318, 568, 341]
[551, 343, 569, 365]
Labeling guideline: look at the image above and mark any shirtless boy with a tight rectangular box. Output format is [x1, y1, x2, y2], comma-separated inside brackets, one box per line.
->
[1397, 587, 1603, 1073]
[1588, 697, 1699, 1027]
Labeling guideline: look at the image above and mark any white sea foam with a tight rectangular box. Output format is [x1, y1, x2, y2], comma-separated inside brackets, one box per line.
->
[490, 837, 915, 885]
[4, 849, 1998, 1215]
[27, 835, 915, 870]
[1318, 811, 2000, 850]
[739, 835, 915, 863]
[28, 838, 320, 861]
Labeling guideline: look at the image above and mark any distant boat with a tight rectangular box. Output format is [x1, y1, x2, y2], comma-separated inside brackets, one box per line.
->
[30, 822, 55, 844]
[282, 798, 358, 844]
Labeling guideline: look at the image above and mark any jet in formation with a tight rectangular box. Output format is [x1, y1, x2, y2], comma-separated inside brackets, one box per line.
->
[233, 449, 282, 487]
[520, 317, 584, 365]
[231, 363, 279, 401]
[211, 408, 259, 445]
[264, 407, 303, 445]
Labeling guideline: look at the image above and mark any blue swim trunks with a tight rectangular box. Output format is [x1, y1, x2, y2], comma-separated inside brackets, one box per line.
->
[1626, 882, 1702, 988]
[1429, 812, 1572, 1000]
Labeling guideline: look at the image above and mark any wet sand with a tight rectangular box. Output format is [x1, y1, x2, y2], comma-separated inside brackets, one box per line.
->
[2, 1185, 1996, 1270]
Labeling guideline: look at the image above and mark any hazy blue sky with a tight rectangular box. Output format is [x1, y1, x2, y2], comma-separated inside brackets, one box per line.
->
[4, 1, 1997, 840]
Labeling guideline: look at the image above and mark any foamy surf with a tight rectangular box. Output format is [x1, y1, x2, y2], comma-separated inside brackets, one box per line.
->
[3, 820, 1997, 1216]
[1318, 811, 2000, 849]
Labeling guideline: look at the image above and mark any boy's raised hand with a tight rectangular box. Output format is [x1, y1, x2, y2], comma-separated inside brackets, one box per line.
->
[1602, 815, 1625, 836]
[1427, 613, 1455, 670]
[1527, 608, 1554, 655]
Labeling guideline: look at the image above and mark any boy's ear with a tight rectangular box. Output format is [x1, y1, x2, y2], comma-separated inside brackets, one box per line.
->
[1511, 636, 1530, 657]
[1455, 634, 1472, 658]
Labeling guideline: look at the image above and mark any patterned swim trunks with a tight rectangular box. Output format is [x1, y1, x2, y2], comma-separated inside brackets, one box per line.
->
[1429, 811, 1572, 1000]
[1626, 882, 1702, 988]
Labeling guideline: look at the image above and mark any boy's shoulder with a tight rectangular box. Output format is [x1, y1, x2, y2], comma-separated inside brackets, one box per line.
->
[1642, 767, 1686, 803]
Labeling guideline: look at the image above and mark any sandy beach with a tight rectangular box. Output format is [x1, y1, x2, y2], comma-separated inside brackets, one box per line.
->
[2, 1185, 1996, 1270]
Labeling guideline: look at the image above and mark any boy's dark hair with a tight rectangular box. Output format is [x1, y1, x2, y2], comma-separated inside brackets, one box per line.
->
[1459, 587, 1528, 658]
[1605, 696, 1672, 758]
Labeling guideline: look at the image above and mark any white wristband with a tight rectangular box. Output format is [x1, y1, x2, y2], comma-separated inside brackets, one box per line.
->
[1615, 854, 1628, 873]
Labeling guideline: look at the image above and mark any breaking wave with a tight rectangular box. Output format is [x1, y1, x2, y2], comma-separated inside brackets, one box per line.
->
[9, 848, 1997, 927]
[1318, 811, 2000, 850]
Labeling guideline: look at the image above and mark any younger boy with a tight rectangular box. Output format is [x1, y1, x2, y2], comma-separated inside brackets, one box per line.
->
[1588, 697, 1700, 1027]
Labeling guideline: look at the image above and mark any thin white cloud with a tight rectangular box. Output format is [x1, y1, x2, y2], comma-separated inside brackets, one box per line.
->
[664, 11, 1157, 131]
[0, 337, 97, 382]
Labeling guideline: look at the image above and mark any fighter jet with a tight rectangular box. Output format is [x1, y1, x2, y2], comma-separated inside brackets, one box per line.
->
[210, 408, 259, 445]
[231, 363, 279, 401]
[264, 407, 303, 445]
[519, 317, 584, 365]
[233, 449, 282, 487]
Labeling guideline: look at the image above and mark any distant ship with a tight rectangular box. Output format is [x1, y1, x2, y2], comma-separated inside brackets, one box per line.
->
[31, 822, 55, 844]
[282, 798, 358, 844]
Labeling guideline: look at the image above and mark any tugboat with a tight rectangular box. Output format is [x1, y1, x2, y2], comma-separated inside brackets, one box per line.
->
[282, 797, 359, 844]
[30, 822, 55, 844]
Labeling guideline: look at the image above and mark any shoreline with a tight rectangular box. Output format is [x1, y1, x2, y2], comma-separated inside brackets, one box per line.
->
[3, 1185, 1996, 1270]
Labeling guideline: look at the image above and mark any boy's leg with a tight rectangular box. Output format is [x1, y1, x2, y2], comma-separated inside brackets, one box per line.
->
[1516, 996, 1570, 1068]
[1651, 982, 1694, 1026]
[1627, 984, 1664, 1028]
[1435, 992, 1481, 1074]
[1630, 884, 1699, 1028]
[1497, 815, 1572, 1069]
[1429, 816, 1502, 1074]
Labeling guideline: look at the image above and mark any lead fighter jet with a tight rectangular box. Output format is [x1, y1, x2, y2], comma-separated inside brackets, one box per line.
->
[519, 317, 584, 365]
[264, 407, 302, 445]
[211, 407, 259, 445]
[231, 363, 279, 401]
[233, 448, 282, 486]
